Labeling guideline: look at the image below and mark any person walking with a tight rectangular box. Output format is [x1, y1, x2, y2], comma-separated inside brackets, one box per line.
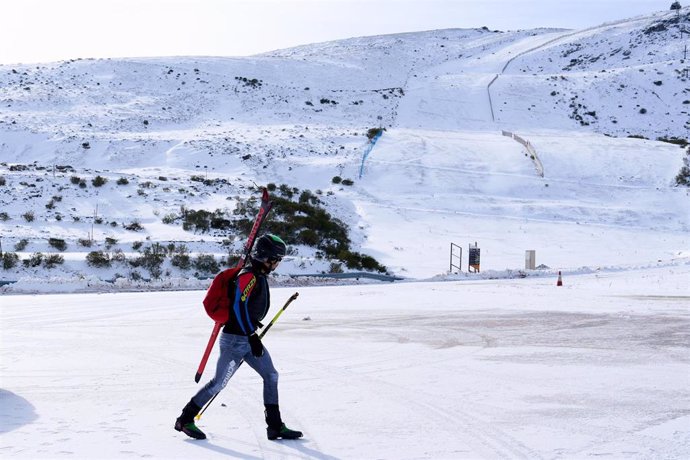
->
[174, 234, 303, 441]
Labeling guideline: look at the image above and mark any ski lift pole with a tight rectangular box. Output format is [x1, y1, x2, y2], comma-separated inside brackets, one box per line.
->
[196, 292, 299, 421]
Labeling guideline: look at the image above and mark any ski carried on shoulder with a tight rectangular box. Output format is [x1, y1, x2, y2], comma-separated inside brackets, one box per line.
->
[194, 187, 273, 383]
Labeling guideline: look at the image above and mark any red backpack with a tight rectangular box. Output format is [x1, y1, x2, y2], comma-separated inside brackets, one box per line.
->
[202, 267, 242, 323]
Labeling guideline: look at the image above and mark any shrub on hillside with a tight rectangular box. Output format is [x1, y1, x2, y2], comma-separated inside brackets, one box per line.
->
[182, 208, 231, 233]
[171, 245, 191, 270]
[43, 253, 64, 268]
[86, 251, 111, 268]
[278, 184, 296, 199]
[111, 249, 127, 264]
[675, 149, 690, 186]
[92, 175, 107, 187]
[133, 243, 167, 279]
[2, 252, 19, 269]
[78, 238, 93, 247]
[366, 127, 384, 140]
[329, 262, 344, 274]
[657, 137, 689, 148]
[124, 221, 144, 232]
[24, 252, 44, 268]
[116, 177, 129, 185]
[104, 237, 118, 249]
[0, 212, 9, 221]
[48, 238, 67, 251]
[22, 211, 35, 222]
[193, 254, 220, 276]
[162, 213, 178, 224]
[14, 239, 29, 251]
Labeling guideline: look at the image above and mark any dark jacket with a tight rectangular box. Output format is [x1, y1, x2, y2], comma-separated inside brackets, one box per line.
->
[222, 263, 270, 336]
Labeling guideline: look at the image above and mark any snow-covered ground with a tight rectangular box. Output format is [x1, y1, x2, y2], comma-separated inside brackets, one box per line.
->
[1, 265, 689, 458]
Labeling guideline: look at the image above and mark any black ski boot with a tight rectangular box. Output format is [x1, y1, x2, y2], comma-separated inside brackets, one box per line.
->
[174, 399, 207, 440]
[265, 404, 303, 440]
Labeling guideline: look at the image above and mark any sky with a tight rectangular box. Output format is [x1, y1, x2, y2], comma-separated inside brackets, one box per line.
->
[0, 0, 672, 65]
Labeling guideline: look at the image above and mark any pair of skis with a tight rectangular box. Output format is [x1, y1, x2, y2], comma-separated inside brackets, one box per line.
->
[194, 187, 275, 383]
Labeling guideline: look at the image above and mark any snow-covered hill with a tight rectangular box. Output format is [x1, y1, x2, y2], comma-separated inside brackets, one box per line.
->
[0, 7, 688, 290]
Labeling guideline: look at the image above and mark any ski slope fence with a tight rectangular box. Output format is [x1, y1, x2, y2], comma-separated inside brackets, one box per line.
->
[487, 75, 499, 121]
[359, 131, 383, 179]
[501, 130, 545, 177]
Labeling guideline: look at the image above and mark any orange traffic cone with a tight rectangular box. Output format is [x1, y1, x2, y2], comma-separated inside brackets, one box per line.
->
[556, 271, 563, 286]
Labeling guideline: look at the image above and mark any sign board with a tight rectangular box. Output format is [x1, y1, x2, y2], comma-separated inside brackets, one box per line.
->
[468, 243, 480, 273]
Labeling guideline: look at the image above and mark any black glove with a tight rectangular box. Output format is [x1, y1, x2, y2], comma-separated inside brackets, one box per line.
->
[249, 333, 264, 357]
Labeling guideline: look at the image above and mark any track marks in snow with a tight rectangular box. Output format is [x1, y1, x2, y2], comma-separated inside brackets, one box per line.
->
[290, 352, 540, 459]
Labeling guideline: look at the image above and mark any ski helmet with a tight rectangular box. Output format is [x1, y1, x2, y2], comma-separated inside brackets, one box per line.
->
[252, 234, 287, 263]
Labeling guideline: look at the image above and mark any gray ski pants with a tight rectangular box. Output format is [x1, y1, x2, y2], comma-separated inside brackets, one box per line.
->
[191, 332, 279, 408]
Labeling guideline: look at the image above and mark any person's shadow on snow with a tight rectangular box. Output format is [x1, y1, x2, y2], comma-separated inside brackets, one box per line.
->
[184, 439, 263, 459]
[279, 439, 340, 460]
[0, 389, 39, 433]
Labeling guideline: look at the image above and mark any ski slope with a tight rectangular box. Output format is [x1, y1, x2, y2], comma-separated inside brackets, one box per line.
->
[350, 128, 687, 278]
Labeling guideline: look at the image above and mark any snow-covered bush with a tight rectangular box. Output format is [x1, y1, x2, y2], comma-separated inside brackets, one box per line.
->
[124, 221, 144, 232]
[86, 251, 111, 268]
[171, 245, 191, 270]
[92, 175, 107, 187]
[43, 253, 64, 268]
[2, 252, 19, 270]
[193, 254, 219, 275]
[48, 238, 67, 251]
[675, 148, 690, 186]
[24, 252, 43, 268]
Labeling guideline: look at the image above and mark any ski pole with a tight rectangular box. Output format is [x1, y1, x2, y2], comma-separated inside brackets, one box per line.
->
[196, 292, 299, 420]
[259, 292, 299, 337]
[196, 292, 299, 421]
